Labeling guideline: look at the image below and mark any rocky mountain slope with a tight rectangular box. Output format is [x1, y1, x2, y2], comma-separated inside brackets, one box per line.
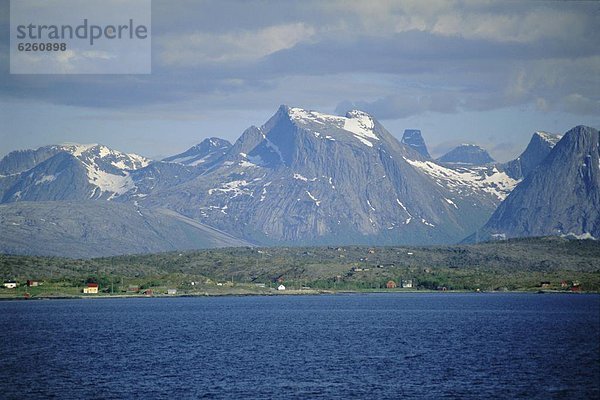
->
[162, 137, 231, 167]
[502, 131, 561, 180]
[0, 201, 250, 258]
[471, 126, 599, 240]
[139, 106, 513, 246]
[0, 144, 150, 202]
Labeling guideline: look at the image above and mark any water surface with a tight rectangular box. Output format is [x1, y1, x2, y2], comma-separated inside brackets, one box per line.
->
[1, 293, 598, 399]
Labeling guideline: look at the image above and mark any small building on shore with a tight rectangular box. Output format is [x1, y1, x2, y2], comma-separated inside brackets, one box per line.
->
[3, 280, 17, 289]
[277, 284, 286, 291]
[83, 283, 99, 294]
[26, 280, 40, 287]
[386, 280, 397, 289]
[167, 289, 177, 295]
[401, 279, 413, 288]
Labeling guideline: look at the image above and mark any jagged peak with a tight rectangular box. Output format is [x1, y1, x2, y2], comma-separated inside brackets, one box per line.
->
[401, 129, 430, 158]
[533, 131, 561, 146]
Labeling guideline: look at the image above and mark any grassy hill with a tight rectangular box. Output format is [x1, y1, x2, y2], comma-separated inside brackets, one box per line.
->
[1, 237, 599, 296]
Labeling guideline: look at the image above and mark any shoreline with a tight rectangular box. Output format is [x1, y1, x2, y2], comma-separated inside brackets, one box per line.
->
[1, 288, 596, 302]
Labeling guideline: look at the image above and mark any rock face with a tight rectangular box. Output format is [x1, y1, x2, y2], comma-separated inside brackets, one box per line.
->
[438, 144, 495, 165]
[502, 131, 561, 180]
[0, 146, 65, 175]
[0, 201, 251, 258]
[141, 106, 508, 246]
[474, 126, 599, 240]
[401, 129, 431, 158]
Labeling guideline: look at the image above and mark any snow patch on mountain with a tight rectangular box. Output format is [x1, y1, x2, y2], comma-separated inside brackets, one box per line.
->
[306, 190, 320, 206]
[562, 232, 596, 240]
[343, 110, 379, 146]
[395, 198, 412, 216]
[444, 198, 458, 208]
[287, 107, 379, 147]
[367, 199, 375, 211]
[208, 180, 254, 198]
[34, 174, 57, 185]
[535, 131, 562, 146]
[86, 167, 135, 200]
[405, 158, 518, 201]
[239, 160, 259, 168]
[421, 218, 435, 227]
[62, 144, 151, 199]
[60, 143, 97, 157]
[293, 173, 317, 182]
[59, 144, 150, 170]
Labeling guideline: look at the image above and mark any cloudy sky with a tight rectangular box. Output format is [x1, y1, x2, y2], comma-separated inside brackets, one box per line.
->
[1, 0, 599, 161]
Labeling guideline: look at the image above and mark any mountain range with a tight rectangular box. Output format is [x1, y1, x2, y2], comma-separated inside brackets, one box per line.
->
[0, 105, 597, 257]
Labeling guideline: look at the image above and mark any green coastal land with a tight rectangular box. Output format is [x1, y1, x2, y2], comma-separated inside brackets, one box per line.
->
[1, 237, 599, 299]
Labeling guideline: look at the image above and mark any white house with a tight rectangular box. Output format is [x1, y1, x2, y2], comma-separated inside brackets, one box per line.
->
[277, 284, 286, 291]
[3, 281, 17, 289]
[83, 283, 99, 294]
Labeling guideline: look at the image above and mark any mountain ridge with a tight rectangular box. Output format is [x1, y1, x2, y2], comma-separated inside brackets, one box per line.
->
[1, 105, 597, 256]
[469, 125, 599, 241]
[501, 131, 561, 180]
[137, 106, 510, 246]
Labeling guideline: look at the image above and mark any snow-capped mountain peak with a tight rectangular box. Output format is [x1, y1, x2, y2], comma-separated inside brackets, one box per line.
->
[0, 143, 151, 202]
[285, 106, 379, 147]
[58, 143, 150, 170]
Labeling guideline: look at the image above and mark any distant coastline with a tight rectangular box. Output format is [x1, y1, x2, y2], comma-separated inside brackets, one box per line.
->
[1, 288, 597, 302]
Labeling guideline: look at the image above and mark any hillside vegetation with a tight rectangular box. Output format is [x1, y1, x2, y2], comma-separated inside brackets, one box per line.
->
[1, 237, 599, 296]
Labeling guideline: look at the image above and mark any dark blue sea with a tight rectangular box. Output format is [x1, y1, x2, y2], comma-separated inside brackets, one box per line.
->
[1, 293, 598, 399]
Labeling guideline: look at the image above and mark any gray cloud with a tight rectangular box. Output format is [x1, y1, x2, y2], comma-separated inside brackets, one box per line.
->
[335, 92, 460, 119]
[0, 0, 598, 118]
